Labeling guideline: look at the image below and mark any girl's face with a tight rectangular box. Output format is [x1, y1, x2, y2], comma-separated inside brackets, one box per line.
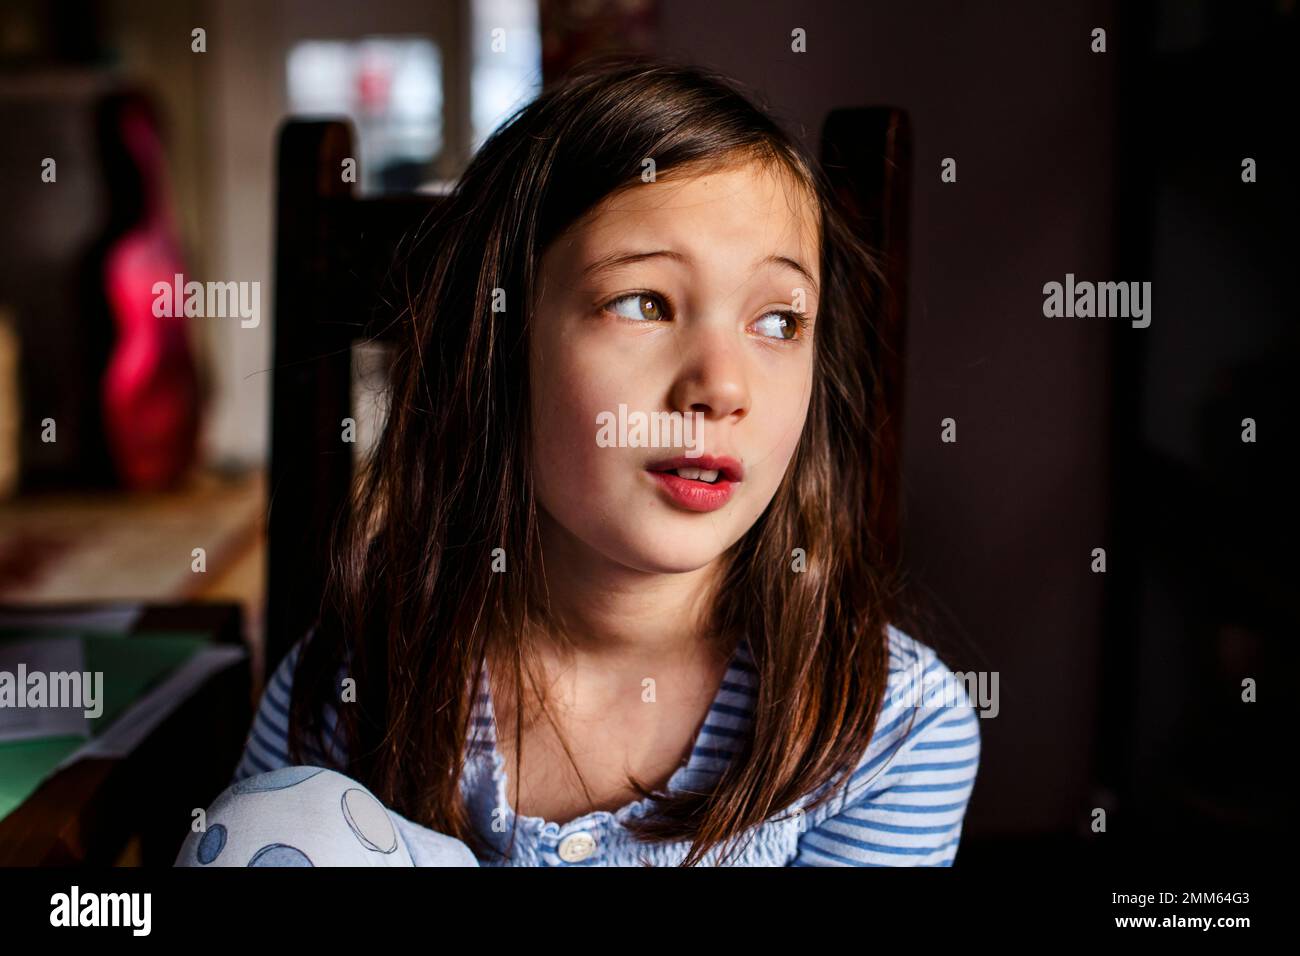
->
[530, 158, 821, 575]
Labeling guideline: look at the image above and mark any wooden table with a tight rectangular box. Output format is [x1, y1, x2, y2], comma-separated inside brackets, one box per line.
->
[0, 466, 268, 683]
[0, 467, 265, 600]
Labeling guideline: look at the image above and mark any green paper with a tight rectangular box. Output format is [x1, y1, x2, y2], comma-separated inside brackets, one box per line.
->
[0, 736, 85, 822]
[81, 633, 210, 731]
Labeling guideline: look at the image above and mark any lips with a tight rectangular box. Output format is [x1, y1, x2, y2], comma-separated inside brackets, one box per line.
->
[644, 454, 743, 513]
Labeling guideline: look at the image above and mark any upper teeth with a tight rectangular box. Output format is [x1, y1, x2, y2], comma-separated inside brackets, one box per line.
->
[674, 467, 720, 482]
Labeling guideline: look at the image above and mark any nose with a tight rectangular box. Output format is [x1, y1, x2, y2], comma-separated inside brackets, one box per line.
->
[666, 322, 750, 423]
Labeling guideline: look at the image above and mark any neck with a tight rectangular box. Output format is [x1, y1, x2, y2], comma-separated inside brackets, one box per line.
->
[530, 507, 725, 669]
[485, 509, 736, 744]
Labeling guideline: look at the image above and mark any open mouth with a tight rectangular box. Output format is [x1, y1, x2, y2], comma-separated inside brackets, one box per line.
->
[645, 455, 744, 483]
[659, 466, 723, 484]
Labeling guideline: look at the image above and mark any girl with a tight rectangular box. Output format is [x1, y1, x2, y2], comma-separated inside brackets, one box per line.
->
[177, 55, 980, 868]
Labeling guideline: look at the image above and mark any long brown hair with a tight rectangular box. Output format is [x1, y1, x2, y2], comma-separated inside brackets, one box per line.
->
[289, 53, 908, 867]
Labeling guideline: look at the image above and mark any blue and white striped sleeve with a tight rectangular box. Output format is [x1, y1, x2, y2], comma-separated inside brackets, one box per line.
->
[792, 632, 982, 866]
[231, 635, 344, 783]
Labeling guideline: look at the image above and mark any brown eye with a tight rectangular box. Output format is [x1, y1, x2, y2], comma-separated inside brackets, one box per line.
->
[607, 293, 668, 322]
[754, 310, 801, 340]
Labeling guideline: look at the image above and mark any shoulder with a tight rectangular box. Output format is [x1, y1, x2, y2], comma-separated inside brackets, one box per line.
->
[868, 624, 983, 799]
[231, 628, 347, 782]
[791, 624, 982, 865]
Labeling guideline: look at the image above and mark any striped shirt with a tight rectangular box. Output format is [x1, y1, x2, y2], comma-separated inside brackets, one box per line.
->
[234, 624, 981, 866]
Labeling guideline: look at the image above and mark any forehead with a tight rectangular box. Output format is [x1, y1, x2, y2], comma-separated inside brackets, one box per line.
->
[550, 158, 821, 280]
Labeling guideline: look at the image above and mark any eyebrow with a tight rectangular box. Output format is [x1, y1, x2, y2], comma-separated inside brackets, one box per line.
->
[581, 249, 820, 296]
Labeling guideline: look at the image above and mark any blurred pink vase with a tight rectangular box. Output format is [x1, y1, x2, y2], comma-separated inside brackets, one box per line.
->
[100, 98, 199, 491]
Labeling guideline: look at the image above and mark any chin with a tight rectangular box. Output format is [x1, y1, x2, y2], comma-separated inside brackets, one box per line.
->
[608, 526, 738, 575]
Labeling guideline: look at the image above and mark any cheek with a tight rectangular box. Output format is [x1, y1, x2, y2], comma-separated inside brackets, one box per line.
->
[753, 358, 815, 485]
[530, 338, 641, 511]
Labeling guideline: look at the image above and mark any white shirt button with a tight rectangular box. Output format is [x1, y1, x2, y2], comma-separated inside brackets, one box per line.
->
[557, 831, 597, 863]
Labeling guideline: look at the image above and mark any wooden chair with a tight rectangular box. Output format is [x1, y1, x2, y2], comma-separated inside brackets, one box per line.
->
[265, 109, 912, 680]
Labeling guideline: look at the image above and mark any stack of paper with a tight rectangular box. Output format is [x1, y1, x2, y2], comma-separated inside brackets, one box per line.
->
[0, 622, 245, 823]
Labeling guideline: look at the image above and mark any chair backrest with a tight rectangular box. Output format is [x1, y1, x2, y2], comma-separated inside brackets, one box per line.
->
[265, 108, 912, 679]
